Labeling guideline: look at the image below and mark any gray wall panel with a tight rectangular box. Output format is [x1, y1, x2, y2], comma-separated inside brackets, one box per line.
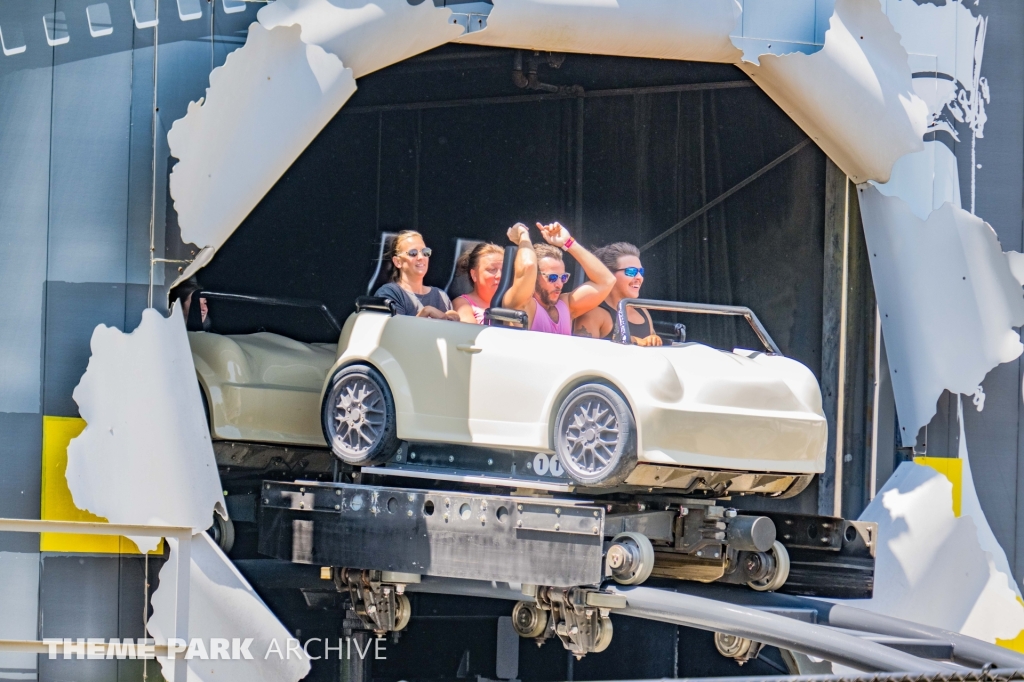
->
[0, 551, 39, 678]
[45, 51, 133, 284]
[42, 281, 125, 418]
[39, 555, 121, 682]
[0, 66, 53, 414]
[965, 362, 1021, 580]
[0, 412, 42, 554]
[961, 0, 1024, 589]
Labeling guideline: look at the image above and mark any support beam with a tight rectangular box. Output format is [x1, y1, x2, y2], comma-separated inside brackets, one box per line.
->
[820, 158, 851, 516]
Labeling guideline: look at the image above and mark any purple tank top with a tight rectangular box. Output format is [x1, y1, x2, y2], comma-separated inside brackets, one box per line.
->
[531, 298, 573, 335]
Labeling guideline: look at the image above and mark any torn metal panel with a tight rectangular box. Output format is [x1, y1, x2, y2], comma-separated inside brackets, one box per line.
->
[850, 461, 1024, 644]
[858, 185, 1024, 447]
[871, 140, 960, 222]
[884, 0, 985, 143]
[167, 23, 356, 253]
[65, 306, 225, 553]
[731, 0, 825, 60]
[739, 0, 928, 184]
[149, 532, 310, 682]
[257, 0, 465, 79]
[456, 0, 742, 64]
[168, 245, 215, 295]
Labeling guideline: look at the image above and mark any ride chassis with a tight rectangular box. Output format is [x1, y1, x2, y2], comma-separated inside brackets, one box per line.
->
[257, 458, 876, 658]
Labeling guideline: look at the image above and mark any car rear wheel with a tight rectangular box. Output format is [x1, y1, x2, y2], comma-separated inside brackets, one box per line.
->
[322, 364, 398, 466]
[553, 383, 637, 487]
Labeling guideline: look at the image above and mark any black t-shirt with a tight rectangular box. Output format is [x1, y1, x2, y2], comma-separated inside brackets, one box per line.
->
[375, 282, 453, 316]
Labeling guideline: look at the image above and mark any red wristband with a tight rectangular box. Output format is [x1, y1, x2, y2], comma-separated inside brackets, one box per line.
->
[562, 237, 575, 251]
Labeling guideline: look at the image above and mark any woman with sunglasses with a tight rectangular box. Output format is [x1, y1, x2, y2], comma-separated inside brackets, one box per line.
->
[573, 242, 662, 346]
[375, 230, 460, 321]
[453, 223, 538, 324]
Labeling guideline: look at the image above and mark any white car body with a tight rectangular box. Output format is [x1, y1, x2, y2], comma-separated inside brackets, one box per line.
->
[330, 311, 827, 477]
[191, 309, 827, 492]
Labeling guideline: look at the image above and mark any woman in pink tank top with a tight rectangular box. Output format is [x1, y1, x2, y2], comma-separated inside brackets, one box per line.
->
[453, 225, 540, 324]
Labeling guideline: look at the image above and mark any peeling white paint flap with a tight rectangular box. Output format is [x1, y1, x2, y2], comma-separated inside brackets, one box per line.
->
[858, 185, 1024, 445]
[66, 306, 224, 553]
[150, 532, 311, 682]
[885, 0, 979, 90]
[168, 23, 357, 252]
[456, 0, 743, 64]
[850, 462, 1024, 642]
[740, 0, 928, 184]
[872, 140, 960, 221]
[257, 0, 465, 79]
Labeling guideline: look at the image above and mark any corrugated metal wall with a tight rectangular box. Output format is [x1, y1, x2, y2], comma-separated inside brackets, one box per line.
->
[0, 1, 256, 678]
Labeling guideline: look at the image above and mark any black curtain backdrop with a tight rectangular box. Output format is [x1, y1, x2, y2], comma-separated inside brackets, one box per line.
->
[198, 46, 824, 377]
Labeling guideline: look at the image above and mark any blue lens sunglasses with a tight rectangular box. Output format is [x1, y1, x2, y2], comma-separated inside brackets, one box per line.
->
[542, 273, 571, 284]
[616, 267, 644, 277]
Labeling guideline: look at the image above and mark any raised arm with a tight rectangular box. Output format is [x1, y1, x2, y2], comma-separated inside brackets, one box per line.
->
[538, 222, 615, 319]
[499, 223, 538, 311]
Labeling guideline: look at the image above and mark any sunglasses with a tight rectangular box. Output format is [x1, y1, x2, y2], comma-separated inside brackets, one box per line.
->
[541, 273, 570, 284]
[616, 267, 644, 278]
[399, 248, 432, 258]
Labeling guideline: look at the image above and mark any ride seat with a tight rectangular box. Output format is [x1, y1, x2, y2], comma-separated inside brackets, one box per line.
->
[444, 238, 484, 299]
[366, 232, 399, 296]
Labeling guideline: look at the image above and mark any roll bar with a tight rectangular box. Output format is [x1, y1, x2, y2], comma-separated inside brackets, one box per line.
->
[615, 298, 781, 355]
[199, 291, 342, 335]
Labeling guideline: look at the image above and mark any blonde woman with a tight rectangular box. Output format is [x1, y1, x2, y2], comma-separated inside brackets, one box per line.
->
[374, 231, 460, 321]
[453, 223, 537, 324]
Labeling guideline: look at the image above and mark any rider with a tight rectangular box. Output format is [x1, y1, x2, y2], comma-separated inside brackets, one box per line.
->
[453, 223, 537, 324]
[523, 222, 615, 335]
[573, 242, 661, 346]
[375, 230, 460, 321]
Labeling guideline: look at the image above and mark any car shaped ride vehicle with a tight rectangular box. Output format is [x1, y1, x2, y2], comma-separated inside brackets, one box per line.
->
[318, 298, 827, 489]
[190, 296, 827, 492]
[192, 292, 827, 493]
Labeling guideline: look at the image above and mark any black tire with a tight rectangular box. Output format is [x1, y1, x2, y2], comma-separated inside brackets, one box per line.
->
[208, 514, 235, 553]
[553, 383, 637, 487]
[322, 364, 398, 466]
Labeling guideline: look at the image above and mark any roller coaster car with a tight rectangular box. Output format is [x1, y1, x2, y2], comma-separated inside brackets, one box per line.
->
[190, 288, 827, 493]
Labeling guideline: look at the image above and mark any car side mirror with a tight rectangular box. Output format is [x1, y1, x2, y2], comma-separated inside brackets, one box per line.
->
[355, 296, 397, 316]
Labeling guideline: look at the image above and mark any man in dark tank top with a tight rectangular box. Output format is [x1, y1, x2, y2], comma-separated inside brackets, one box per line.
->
[572, 242, 661, 346]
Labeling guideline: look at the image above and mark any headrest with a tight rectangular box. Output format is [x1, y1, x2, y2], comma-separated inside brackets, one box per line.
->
[445, 238, 484, 298]
[366, 232, 399, 295]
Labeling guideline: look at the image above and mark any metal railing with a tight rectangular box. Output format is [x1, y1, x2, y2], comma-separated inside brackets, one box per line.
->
[200, 291, 342, 335]
[0, 518, 192, 682]
[615, 298, 782, 355]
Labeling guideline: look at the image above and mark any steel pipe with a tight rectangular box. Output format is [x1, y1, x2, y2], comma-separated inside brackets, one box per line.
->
[406, 576, 953, 673]
[611, 585, 955, 674]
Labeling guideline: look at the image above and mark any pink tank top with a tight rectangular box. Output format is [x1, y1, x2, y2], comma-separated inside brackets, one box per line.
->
[531, 298, 572, 335]
[457, 294, 486, 324]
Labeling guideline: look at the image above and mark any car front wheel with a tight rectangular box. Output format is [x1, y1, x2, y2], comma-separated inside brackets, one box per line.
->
[553, 383, 637, 487]
[322, 364, 398, 466]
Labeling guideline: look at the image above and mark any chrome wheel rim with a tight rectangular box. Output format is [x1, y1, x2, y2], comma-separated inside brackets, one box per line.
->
[329, 375, 386, 456]
[562, 395, 620, 477]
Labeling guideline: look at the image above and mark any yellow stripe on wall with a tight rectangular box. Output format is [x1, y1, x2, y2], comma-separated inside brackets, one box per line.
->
[913, 456, 962, 518]
[40, 416, 161, 554]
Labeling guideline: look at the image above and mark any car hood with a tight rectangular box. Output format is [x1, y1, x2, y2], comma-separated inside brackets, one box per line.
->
[655, 344, 824, 417]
